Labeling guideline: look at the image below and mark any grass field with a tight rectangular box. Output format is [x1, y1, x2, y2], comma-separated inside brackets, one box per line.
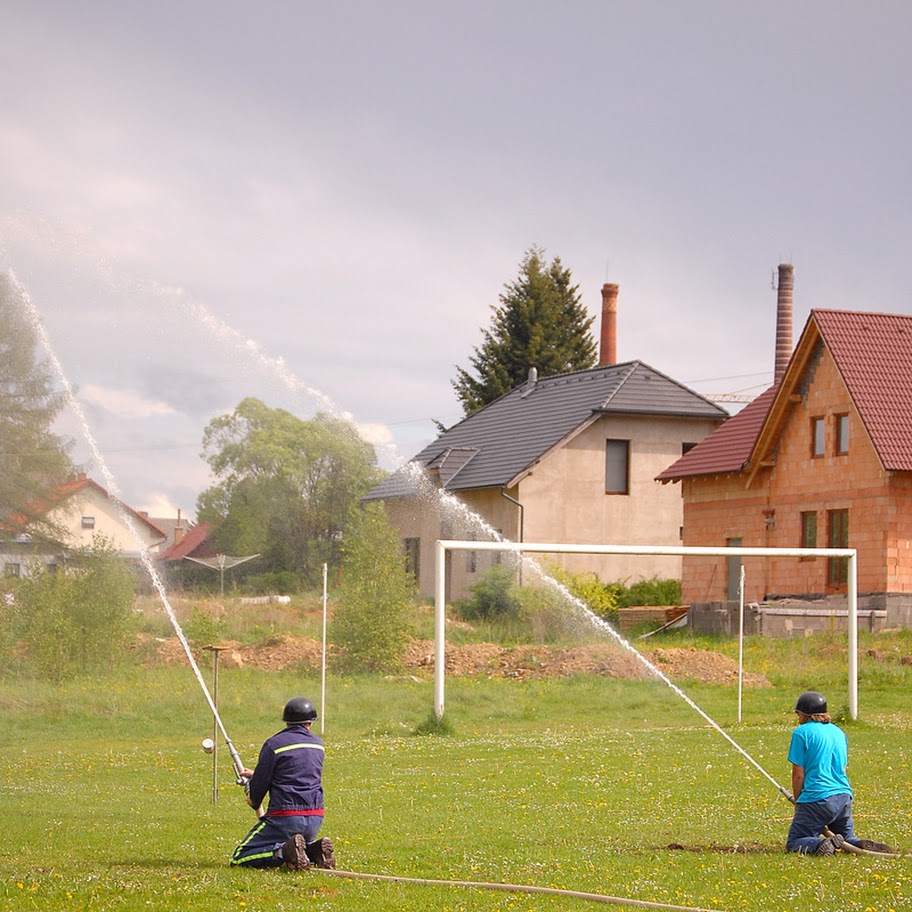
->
[2, 625, 912, 912]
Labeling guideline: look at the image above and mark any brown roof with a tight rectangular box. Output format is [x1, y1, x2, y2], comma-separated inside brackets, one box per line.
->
[656, 385, 778, 481]
[659, 307, 912, 482]
[813, 309, 912, 471]
[156, 522, 215, 561]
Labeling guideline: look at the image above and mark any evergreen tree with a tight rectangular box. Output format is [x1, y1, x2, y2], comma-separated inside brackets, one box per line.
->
[0, 273, 72, 535]
[452, 247, 597, 415]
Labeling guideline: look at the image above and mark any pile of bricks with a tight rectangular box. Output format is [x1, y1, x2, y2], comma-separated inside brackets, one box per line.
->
[615, 605, 689, 632]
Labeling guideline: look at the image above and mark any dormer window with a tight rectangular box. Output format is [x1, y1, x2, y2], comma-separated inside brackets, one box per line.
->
[81, 516, 95, 529]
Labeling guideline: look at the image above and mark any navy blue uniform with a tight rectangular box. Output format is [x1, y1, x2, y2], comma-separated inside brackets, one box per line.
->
[230, 724, 325, 868]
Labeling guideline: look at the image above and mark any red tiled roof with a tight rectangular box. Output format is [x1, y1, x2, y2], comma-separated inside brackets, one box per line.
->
[157, 522, 215, 561]
[656, 385, 778, 481]
[814, 309, 912, 471]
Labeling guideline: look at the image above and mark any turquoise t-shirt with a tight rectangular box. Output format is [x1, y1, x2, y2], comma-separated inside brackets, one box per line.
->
[788, 720, 851, 803]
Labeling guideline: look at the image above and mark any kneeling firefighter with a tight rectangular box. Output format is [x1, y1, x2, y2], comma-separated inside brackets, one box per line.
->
[230, 696, 336, 870]
[785, 690, 893, 856]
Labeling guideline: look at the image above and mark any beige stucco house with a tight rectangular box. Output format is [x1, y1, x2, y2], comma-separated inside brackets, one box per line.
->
[364, 360, 727, 600]
[1, 475, 169, 578]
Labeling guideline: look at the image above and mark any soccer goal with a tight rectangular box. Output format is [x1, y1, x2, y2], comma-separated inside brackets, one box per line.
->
[433, 540, 859, 721]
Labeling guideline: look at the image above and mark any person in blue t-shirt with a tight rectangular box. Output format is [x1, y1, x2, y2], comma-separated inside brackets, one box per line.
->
[786, 690, 892, 856]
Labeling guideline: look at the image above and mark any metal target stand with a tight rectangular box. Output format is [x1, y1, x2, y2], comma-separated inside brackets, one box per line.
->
[203, 644, 231, 802]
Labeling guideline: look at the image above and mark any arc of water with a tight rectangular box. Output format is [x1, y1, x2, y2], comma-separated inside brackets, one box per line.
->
[10, 270, 248, 780]
[527, 560, 794, 801]
[433, 529, 804, 802]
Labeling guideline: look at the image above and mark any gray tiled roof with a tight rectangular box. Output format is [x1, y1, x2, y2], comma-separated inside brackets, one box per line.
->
[365, 361, 727, 499]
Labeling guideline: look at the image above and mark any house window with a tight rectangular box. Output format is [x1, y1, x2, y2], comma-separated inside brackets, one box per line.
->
[81, 516, 96, 529]
[811, 417, 825, 458]
[4, 562, 21, 578]
[827, 509, 849, 589]
[800, 511, 817, 558]
[836, 414, 849, 455]
[605, 439, 630, 494]
[403, 538, 420, 581]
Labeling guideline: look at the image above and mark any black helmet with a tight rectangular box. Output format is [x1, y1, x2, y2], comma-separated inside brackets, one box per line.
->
[283, 697, 317, 723]
[794, 691, 827, 715]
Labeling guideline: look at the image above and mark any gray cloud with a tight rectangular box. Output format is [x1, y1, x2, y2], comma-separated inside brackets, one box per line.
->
[3, 0, 911, 513]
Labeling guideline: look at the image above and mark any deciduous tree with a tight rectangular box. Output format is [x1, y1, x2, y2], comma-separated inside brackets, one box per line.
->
[197, 398, 384, 585]
[333, 502, 415, 674]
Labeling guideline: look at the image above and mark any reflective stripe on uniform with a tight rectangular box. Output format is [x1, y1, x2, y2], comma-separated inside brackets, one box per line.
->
[273, 742, 325, 756]
[231, 820, 271, 865]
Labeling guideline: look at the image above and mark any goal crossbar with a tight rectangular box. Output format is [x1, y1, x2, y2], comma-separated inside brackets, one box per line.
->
[434, 540, 858, 720]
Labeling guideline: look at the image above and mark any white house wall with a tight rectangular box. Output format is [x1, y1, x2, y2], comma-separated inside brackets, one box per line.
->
[515, 413, 719, 583]
[389, 412, 720, 600]
[47, 487, 165, 554]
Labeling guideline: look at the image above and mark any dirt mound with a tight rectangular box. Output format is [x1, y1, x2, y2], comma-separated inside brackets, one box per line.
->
[141, 634, 771, 686]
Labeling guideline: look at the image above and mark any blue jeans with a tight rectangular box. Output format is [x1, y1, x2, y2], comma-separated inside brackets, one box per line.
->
[230, 814, 324, 868]
[786, 793, 860, 854]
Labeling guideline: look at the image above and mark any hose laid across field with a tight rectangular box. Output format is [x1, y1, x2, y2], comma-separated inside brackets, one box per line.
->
[313, 867, 727, 911]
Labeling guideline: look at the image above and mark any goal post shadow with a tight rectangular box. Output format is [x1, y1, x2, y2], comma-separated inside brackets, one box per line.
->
[433, 540, 858, 721]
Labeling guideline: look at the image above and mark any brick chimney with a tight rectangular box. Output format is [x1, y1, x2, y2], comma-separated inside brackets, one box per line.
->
[775, 264, 794, 382]
[599, 283, 619, 366]
[173, 508, 185, 546]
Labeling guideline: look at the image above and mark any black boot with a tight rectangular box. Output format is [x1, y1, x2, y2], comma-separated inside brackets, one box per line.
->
[305, 837, 336, 869]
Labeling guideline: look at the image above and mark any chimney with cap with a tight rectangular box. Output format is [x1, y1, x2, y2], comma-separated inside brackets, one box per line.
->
[600, 283, 618, 366]
[775, 264, 794, 381]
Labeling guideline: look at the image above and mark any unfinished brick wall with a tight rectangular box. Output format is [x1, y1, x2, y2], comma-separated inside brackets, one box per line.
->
[680, 343, 912, 604]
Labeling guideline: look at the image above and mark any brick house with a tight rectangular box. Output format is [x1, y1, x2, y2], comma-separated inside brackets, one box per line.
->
[658, 307, 912, 632]
[365, 282, 727, 601]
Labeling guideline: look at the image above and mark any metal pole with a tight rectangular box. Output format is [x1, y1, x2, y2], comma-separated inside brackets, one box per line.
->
[321, 562, 328, 735]
[213, 649, 219, 801]
[434, 541, 446, 720]
[737, 565, 745, 724]
[204, 645, 230, 802]
[848, 552, 858, 720]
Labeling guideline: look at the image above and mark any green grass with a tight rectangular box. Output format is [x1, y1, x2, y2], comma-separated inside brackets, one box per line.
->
[3, 632, 912, 911]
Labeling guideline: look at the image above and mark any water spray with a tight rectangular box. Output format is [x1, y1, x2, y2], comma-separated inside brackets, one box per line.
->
[434, 536, 814, 806]
[10, 270, 251, 787]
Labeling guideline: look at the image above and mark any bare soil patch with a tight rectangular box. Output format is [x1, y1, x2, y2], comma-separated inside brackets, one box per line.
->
[139, 634, 771, 686]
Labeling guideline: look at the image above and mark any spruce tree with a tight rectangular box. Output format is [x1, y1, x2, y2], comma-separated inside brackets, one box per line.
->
[453, 247, 597, 415]
[0, 273, 72, 535]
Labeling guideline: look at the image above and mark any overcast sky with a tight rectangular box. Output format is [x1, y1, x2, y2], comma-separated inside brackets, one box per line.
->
[3, 1, 910, 519]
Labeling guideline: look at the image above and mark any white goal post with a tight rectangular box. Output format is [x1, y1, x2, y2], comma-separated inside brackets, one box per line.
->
[434, 540, 858, 721]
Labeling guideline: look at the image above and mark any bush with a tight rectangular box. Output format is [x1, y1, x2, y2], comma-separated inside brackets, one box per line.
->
[454, 566, 520, 622]
[184, 605, 227, 648]
[615, 577, 681, 607]
[545, 564, 619, 626]
[333, 503, 416, 674]
[8, 538, 136, 681]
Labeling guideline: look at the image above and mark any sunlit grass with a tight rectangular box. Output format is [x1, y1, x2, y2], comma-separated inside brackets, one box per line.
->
[2, 628, 911, 911]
